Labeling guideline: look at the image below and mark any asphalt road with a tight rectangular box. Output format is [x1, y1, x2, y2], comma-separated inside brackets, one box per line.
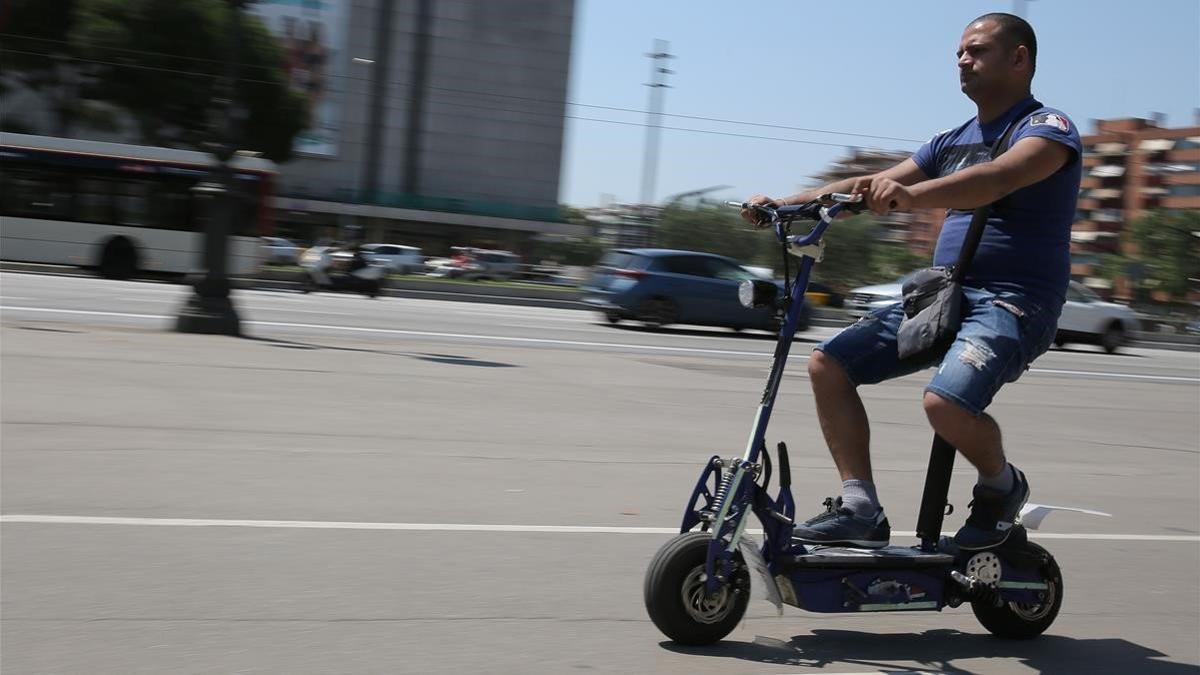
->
[2, 272, 1198, 675]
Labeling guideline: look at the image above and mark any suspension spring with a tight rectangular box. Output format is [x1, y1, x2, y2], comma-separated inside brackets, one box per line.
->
[712, 465, 735, 513]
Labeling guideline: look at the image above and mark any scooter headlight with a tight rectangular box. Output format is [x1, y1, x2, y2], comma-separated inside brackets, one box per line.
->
[738, 279, 778, 308]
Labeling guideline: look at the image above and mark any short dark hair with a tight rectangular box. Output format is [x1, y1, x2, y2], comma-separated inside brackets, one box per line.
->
[971, 12, 1038, 77]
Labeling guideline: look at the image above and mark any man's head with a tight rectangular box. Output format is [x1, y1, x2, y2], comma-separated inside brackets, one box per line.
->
[958, 13, 1037, 101]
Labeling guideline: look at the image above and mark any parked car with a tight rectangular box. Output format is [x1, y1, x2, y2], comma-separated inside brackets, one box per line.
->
[470, 249, 522, 280]
[580, 248, 812, 332]
[361, 243, 423, 274]
[426, 247, 522, 280]
[260, 236, 299, 265]
[1055, 281, 1140, 353]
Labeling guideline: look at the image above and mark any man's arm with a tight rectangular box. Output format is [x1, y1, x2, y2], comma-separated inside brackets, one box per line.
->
[777, 158, 929, 206]
[866, 137, 1072, 213]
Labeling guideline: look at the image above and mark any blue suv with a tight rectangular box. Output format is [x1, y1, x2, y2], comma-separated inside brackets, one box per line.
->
[580, 249, 811, 332]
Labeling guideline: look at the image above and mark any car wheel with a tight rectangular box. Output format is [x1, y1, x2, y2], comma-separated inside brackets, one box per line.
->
[604, 311, 621, 325]
[640, 297, 679, 329]
[1054, 335, 1065, 348]
[1101, 323, 1125, 354]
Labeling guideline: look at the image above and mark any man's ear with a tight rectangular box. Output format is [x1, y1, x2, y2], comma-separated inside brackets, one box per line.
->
[1013, 45, 1030, 73]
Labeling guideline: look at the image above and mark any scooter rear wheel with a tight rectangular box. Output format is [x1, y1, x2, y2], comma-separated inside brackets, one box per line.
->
[971, 542, 1063, 639]
[644, 532, 749, 645]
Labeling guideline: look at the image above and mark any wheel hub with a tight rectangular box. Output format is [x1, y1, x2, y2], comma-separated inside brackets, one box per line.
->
[680, 567, 735, 624]
[966, 552, 1002, 586]
[1009, 578, 1057, 620]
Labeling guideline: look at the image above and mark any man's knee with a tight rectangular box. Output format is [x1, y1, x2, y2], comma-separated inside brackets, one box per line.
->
[809, 350, 851, 390]
[923, 391, 970, 428]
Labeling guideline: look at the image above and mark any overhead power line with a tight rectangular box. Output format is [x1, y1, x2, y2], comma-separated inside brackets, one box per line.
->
[2, 34, 924, 146]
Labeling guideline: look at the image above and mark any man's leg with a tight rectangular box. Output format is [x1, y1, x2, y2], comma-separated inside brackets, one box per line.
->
[924, 290, 1057, 549]
[923, 392, 1006, 479]
[792, 304, 931, 548]
[808, 350, 873, 482]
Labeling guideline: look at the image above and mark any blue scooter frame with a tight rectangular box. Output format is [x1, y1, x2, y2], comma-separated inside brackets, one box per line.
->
[645, 194, 1064, 645]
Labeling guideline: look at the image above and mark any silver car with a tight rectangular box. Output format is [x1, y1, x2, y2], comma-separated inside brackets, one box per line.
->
[844, 272, 915, 318]
[1055, 281, 1140, 353]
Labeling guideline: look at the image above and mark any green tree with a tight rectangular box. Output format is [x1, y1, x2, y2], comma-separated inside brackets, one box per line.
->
[4, 0, 308, 161]
[1128, 210, 1200, 299]
[655, 204, 777, 267]
[1, 0, 88, 134]
[653, 206, 924, 291]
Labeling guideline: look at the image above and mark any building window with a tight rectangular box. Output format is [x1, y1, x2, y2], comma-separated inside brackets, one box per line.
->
[1167, 184, 1200, 197]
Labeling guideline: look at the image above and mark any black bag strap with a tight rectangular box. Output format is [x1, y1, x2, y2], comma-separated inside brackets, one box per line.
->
[951, 100, 1043, 281]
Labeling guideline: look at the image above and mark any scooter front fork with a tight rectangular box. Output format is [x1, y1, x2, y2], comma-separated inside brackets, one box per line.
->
[680, 448, 798, 595]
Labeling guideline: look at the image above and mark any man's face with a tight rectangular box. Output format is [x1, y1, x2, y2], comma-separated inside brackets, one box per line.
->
[957, 20, 1015, 98]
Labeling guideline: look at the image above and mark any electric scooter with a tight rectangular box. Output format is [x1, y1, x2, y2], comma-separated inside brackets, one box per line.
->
[643, 194, 1105, 645]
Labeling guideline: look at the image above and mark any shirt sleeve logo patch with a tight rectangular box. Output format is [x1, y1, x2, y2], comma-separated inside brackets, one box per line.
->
[1030, 112, 1070, 133]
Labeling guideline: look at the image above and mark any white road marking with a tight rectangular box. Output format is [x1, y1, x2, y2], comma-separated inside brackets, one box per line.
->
[2, 305, 1197, 383]
[0, 306, 768, 356]
[2, 515, 1197, 542]
[1027, 367, 1199, 382]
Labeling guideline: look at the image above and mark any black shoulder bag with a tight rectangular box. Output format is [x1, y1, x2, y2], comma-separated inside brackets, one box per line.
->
[895, 101, 1042, 361]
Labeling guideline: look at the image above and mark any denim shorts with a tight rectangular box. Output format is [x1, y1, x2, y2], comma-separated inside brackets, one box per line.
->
[815, 288, 1059, 416]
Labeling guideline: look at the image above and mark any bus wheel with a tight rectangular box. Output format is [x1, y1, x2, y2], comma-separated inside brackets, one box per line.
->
[98, 237, 139, 280]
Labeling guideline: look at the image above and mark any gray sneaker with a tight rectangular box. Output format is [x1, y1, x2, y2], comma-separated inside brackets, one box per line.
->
[793, 497, 890, 548]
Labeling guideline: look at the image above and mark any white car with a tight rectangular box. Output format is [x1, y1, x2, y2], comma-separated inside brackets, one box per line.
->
[260, 236, 299, 265]
[1055, 281, 1140, 353]
[361, 243, 423, 274]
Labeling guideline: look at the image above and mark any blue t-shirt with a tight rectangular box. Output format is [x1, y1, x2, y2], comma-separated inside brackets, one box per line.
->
[911, 96, 1082, 312]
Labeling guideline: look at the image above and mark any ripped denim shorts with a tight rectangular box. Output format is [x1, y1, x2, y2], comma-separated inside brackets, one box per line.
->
[814, 287, 1059, 416]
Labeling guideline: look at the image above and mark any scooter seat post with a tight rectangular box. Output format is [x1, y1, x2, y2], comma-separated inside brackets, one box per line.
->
[915, 434, 957, 551]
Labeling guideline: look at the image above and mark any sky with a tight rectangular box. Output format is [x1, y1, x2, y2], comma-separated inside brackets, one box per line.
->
[558, 0, 1200, 208]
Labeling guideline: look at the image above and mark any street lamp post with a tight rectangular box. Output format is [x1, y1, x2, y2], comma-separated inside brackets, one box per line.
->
[175, 0, 246, 336]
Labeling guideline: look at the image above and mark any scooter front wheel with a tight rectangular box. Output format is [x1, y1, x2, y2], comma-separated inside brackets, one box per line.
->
[971, 542, 1063, 639]
[644, 532, 749, 645]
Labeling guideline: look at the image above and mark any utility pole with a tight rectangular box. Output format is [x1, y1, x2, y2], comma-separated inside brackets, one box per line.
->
[639, 39, 673, 206]
[1012, 0, 1033, 17]
[175, 0, 245, 336]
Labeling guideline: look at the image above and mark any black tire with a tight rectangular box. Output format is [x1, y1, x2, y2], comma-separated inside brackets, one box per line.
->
[604, 311, 621, 325]
[644, 532, 750, 645]
[971, 542, 1063, 639]
[98, 237, 138, 280]
[640, 297, 679, 329]
[1053, 336, 1065, 348]
[1100, 323, 1125, 354]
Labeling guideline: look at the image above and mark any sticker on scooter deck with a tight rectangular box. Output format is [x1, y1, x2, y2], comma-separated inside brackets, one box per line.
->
[737, 536, 783, 615]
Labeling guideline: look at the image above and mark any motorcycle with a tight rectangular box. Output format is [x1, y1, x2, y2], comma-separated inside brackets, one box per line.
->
[298, 246, 388, 298]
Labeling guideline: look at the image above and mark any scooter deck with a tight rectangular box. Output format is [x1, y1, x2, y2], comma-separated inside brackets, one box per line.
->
[786, 545, 954, 569]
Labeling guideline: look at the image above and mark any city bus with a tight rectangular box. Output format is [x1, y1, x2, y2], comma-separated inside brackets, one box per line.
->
[0, 133, 276, 279]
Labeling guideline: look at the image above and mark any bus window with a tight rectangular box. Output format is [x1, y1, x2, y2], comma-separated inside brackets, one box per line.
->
[77, 178, 116, 225]
[2, 168, 72, 219]
[155, 184, 193, 231]
[116, 180, 152, 227]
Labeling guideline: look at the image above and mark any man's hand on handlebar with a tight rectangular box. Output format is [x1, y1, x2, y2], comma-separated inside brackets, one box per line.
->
[851, 176, 913, 215]
[740, 194, 782, 229]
